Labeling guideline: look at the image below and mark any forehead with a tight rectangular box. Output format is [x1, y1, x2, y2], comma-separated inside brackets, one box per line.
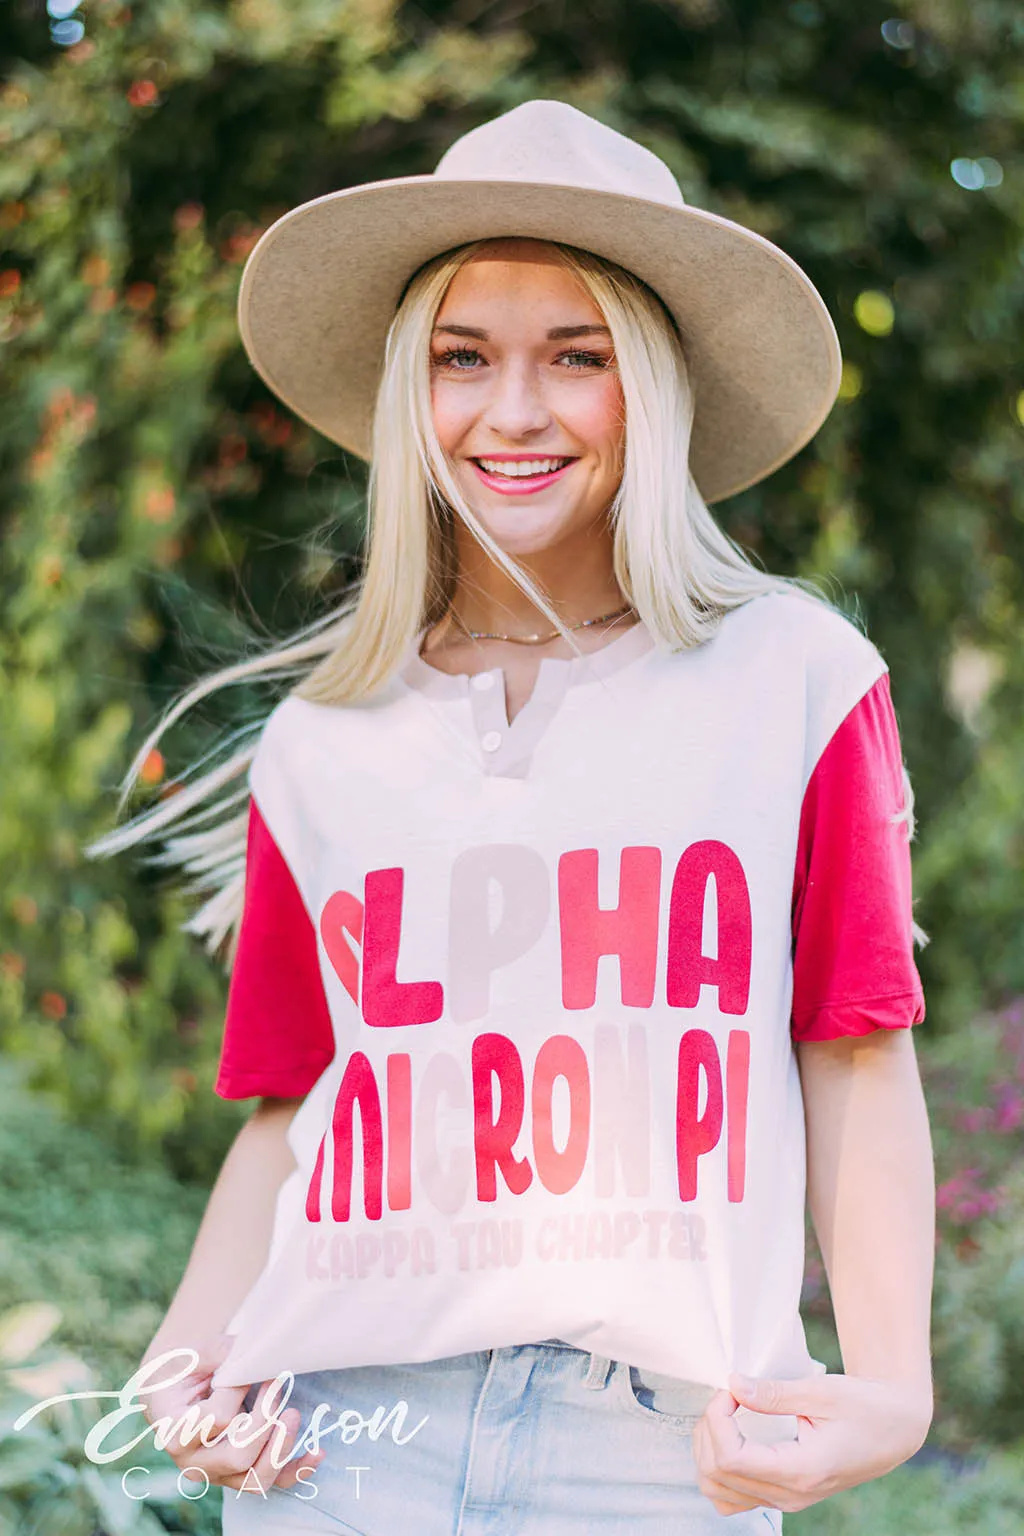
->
[435, 239, 603, 320]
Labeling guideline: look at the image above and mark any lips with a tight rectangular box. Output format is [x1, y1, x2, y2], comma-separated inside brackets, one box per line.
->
[470, 457, 578, 495]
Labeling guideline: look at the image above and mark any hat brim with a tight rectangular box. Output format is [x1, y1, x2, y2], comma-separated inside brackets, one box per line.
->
[237, 176, 841, 505]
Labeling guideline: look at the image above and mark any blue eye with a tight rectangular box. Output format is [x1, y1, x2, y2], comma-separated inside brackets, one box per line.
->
[433, 347, 482, 370]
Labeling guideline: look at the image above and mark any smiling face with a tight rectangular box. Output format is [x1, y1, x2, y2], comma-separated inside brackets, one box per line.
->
[428, 240, 626, 560]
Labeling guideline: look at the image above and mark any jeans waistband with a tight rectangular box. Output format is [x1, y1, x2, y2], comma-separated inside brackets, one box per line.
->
[519, 1338, 712, 1405]
[524, 1338, 613, 1388]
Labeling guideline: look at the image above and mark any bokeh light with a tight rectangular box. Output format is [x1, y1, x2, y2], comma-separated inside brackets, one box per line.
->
[853, 290, 895, 337]
[951, 157, 1003, 190]
[50, 18, 85, 46]
[880, 18, 915, 49]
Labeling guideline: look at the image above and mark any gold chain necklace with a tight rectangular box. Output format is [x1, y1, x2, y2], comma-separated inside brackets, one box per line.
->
[450, 602, 636, 645]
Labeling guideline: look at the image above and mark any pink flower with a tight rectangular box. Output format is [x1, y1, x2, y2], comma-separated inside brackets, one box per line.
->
[993, 1084, 1024, 1133]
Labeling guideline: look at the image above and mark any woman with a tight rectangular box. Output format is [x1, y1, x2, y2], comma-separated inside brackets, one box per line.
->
[92, 101, 934, 1530]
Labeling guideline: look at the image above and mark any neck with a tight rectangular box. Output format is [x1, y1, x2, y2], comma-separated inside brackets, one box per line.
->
[446, 516, 627, 634]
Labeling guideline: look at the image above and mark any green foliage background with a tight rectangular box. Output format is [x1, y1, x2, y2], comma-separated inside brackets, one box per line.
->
[1, 0, 1023, 1525]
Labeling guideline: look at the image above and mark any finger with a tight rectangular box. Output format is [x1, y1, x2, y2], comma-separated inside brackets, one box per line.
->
[728, 1372, 835, 1420]
[278, 1448, 327, 1491]
[694, 1467, 764, 1515]
[694, 1409, 817, 1506]
[701, 1392, 746, 1467]
[263, 1408, 327, 1491]
[157, 1390, 256, 1460]
[696, 1446, 818, 1513]
[705, 1487, 764, 1515]
[221, 1408, 298, 1493]
[203, 1383, 252, 1434]
[701, 1466, 793, 1508]
[263, 1406, 328, 1491]
[170, 1409, 278, 1481]
[222, 1408, 320, 1494]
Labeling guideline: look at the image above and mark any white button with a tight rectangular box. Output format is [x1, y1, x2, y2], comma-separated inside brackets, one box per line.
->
[480, 730, 502, 753]
[471, 672, 496, 691]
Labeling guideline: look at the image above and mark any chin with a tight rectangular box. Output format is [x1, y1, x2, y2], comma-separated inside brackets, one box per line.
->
[475, 510, 581, 554]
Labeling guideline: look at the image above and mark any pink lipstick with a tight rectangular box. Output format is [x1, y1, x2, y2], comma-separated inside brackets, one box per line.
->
[470, 456, 577, 496]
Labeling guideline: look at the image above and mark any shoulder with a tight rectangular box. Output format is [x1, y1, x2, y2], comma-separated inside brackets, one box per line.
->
[718, 587, 877, 659]
[249, 694, 333, 781]
[247, 693, 335, 839]
[245, 693, 350, 893]
[712, 590, 889, 777]
[717, 589, 885, 686]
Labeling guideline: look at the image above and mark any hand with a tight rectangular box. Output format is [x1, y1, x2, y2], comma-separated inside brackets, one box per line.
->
[138, 1333, 325, 1496]
[692, 1371, 933, 1516]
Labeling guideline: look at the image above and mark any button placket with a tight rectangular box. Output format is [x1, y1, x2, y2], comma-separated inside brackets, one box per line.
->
[397, 620, 657, 779]
[466, 661, 572, 778]
[467, 669, 509, 765]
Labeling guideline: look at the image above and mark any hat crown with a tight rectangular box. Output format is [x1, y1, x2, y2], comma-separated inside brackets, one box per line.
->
[433, 99, 686, 210]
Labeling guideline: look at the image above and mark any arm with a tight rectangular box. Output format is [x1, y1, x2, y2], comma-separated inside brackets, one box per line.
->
[694, 1029, 935, 1515]
[137, 1094, 326, 1494]
[142, 1094, 304, 1365]
[798, 1026, 935, 1409]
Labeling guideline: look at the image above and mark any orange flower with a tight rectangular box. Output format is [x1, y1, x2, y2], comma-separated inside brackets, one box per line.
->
[0, 953, 26, 979]
[173, 202, 204, 233]
[40, 991, 67, 1021]
[81, 254, 111, 286]
[0, 270, 20, 299]
[127, 79, 158, 108]
[220, 228, 260, 264]
[126, 281, 156, 311]
[143, 485, 175, 523]
[140, 749, 165, 785]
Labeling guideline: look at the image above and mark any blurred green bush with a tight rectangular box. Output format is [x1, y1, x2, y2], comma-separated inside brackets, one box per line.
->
[2, 0, 1022, 1185]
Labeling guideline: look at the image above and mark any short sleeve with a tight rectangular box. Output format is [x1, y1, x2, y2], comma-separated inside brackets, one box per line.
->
[214, 796, 336, 1100]
[790, 673, 926, 1043]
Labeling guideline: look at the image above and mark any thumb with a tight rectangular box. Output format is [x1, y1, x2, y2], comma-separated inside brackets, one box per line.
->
[202, 1332, 237, 1367]
[727, 1372, 831, 1416]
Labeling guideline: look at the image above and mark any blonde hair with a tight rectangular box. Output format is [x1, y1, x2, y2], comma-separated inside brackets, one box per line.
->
[84, 237, 818, 964]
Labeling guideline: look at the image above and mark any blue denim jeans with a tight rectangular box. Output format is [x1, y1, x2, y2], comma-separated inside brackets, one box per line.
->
[219, 1340, 783, 1533]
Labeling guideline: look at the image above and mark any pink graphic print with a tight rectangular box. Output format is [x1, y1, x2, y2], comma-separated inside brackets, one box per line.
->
[307, 840, 756, 1225]
[558, 847, 662, 1008]
[361, 868, 444, 1028]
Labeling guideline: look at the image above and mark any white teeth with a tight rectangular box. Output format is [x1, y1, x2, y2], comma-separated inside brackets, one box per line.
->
[477, 458, 570, 477]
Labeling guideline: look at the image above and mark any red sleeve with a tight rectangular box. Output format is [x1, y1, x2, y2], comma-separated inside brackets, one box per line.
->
[791, 673, 926, 1043]
[214, 798, 336, 1099]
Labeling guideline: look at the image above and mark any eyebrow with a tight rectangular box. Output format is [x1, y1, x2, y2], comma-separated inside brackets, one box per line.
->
[432, 323, 612, 341]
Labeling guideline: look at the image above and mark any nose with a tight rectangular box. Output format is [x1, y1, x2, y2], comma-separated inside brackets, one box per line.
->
[483, 358, 552, 441]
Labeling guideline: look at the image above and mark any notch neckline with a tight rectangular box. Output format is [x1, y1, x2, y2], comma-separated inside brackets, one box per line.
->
[399, 617, 656, 699]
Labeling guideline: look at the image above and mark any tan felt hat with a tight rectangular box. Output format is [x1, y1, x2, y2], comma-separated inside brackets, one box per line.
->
[237, 99, 842, 504]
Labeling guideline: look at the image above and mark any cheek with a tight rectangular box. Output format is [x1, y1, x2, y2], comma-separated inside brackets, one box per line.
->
[430, 383, 477, 454]
[563, 377, 625, 462]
